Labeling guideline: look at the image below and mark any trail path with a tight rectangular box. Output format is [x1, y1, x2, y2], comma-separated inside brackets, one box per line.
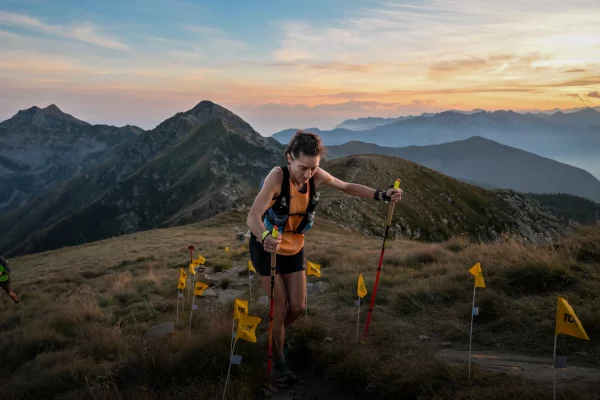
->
[436, 348, 600, 385]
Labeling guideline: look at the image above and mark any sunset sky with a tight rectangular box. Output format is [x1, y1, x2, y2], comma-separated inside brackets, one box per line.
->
[1, 0, 599, 134]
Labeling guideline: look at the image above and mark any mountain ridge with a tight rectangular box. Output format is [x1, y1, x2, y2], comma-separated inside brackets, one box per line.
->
[0, 104, 143, 211]
[0, 101, 283, 256]
[326, 136, 600, 202]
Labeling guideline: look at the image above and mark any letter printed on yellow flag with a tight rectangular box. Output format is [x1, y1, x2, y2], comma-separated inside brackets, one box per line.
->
[555, 296, 589, 340]
[235, 314, 261, 343]
[234, 298, 248, 320]
[307, 261, 321, 277]
[194, 281, 208, 296]
[357, 274, 367, 298]
[468, 262, 485, 288]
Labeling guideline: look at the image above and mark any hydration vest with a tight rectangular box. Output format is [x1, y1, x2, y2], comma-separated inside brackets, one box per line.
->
[260, 165, 320, 235]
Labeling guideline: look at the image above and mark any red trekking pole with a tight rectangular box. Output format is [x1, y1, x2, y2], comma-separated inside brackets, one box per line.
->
[362, 179, 401, 343]
[267, 226, 279, 387]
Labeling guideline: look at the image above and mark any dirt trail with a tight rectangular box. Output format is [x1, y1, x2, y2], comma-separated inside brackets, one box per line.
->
[436, 348, 600, 385]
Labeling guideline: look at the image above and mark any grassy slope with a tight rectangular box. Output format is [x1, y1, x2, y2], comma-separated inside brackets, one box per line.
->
[317, 155, 569, 243]
[0, 210, 599, 399]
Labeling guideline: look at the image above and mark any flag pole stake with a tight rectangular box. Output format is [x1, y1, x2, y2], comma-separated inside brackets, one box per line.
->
[222, 339, 238, 400]
[553, 334, 557, 400]
[468, 284, 476, 379]
[356, 297, 360, 345]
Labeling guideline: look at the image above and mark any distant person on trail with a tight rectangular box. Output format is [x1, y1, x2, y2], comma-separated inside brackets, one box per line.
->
[0, 256, 19, 304]
[247, 130, 403, 384]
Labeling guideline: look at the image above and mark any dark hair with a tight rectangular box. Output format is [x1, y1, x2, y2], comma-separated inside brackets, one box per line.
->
[284, 130, 326, 161]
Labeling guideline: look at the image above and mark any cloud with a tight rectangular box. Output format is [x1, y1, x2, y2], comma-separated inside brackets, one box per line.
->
[0, 11, 129, 50]
[266, 61, 386, 73]
[544, 76, 600, 87]
[588, 91, 600, 98]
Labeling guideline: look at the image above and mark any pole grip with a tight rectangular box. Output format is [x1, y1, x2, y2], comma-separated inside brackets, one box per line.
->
[385, 179, 401, 225]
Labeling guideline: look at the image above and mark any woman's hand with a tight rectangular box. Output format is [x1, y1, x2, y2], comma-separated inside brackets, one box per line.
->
[263, 233, 282, 252]
[386, 187, 403, 202]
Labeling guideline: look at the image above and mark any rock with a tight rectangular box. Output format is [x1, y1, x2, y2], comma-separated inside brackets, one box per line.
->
[201, 288, 218, 298]
[577, 351, 589, 357]
[314, 281, 331, 293]
[441, 341, 453, 347]
[218, 289, 245, 305]
[324, 337, 334, 343]
[419, 335, 430, 341]
[144, 322, 175, 340]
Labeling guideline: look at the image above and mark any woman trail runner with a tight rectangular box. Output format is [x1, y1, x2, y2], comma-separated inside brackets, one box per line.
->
[0, 256, 19, 304]
[246, 130, 402, 384]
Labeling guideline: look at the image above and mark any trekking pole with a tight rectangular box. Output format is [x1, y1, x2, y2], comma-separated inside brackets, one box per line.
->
[362, 179, 401, 343]
[267, 226, 279, 388]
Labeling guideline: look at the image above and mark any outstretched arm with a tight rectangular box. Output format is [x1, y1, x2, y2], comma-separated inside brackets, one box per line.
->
[315, 168, 402, 201]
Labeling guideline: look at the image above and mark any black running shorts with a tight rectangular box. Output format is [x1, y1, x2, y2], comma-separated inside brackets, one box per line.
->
[249, 234, 305, 277]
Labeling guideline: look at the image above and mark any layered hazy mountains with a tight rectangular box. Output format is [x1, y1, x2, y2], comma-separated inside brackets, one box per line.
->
[272, 107, 600, 202]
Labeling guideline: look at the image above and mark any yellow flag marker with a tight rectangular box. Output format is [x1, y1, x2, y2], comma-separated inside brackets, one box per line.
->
[468, 262, 484, 379]
[189, 263, 197, 275]
[234, 298, 249, 320]
[196, 255, 206, 265]
[225, 247, 229, 252]
[177, 277, 186, 290]
[555, 296, 589, 340]
[355, 273, 368, 344]
[357, 274, 367, 298]
[552, 296, 589, 399]
[248, 260, 256, 273]
[307, 261, 321, 277]
[468, 262, 485, 288]
[194, 281, 208, 296]
[235, 314, 261, 343]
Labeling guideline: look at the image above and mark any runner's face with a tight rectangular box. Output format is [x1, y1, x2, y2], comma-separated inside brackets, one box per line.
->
[288, 153, 319, 184]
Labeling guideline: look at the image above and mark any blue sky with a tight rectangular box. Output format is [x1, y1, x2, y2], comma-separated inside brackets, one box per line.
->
[1, 0, 599, 134]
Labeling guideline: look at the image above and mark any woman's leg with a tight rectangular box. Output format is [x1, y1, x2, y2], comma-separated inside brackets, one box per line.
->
[281, 270, 306, 327]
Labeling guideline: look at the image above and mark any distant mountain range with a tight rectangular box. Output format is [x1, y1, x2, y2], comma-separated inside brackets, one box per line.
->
[272, 108, 600, 179]
[326, 137, 600, 203]
[0, 105, 143, 212]
[332, 106, 600, 131]
[0, 101, 576, 256]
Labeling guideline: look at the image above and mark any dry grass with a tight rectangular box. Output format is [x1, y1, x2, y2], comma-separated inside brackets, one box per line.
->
[1, 214, 599, 399]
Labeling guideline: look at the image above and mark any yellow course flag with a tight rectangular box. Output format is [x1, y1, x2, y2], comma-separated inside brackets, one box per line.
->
[178, 277, 186, 290]
[468, 262, 485, 288]
[225, 247, 229, 252]
[555, 296, 589, 340]
[357, 274, 367, 298]
[189, 263, 196, 275]
[179, 268, 188, 280]
[248, 260, 256, 273]
[235, 314, 261, 343]
[194, 281, 208, 296]
[307, 261, 321, 277]
[234, 298, 249, 320]
[196, 255, 206, 265]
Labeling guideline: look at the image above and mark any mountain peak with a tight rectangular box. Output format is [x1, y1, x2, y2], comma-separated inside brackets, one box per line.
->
[44, 104, 63, 114]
